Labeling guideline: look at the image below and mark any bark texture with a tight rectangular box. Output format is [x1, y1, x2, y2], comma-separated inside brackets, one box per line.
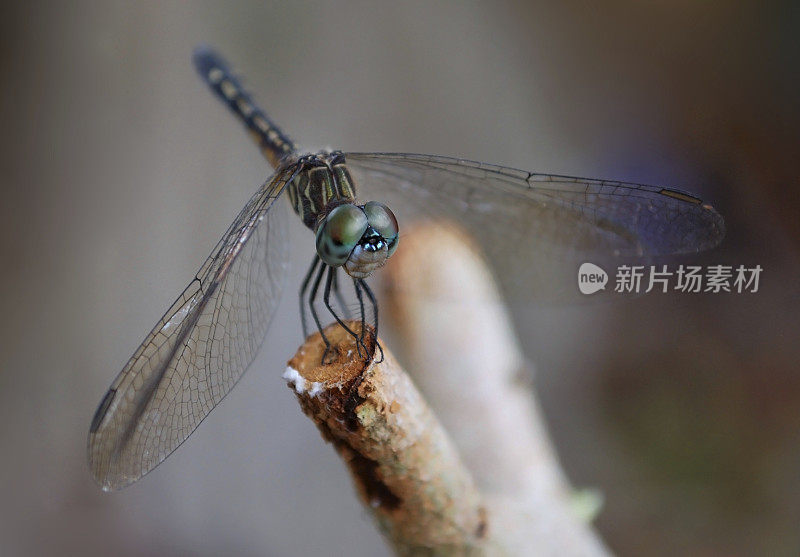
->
[286, 324, 488, 555]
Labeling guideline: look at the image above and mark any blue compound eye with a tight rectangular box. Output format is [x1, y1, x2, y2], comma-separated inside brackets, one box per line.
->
[315, 205, 369, 266]
[363, 201, 399, 256]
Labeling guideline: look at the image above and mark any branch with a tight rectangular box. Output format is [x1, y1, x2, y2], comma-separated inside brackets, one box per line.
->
[285, 324, 488, 554]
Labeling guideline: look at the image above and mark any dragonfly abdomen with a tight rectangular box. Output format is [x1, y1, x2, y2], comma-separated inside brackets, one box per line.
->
[192, 46, 296, 168]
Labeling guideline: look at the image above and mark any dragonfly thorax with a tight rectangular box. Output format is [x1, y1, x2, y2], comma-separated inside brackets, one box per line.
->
[285, 152, 358, 230]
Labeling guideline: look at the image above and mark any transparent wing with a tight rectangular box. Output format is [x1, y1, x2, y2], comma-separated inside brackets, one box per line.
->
[344, 152, 725, 302]
[88, 168, 291, 491]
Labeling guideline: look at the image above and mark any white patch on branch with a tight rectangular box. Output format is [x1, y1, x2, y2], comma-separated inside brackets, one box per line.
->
[283, 366, 324, 397]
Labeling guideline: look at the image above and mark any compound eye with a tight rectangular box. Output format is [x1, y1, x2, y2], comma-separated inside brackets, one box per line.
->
[363, 201, 399, 256]
[315, 205, 369, 266]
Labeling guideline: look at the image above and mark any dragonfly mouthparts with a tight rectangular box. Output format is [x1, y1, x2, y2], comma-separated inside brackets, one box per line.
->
[344, 239, 389, 278]
[360, 227, 386, 252]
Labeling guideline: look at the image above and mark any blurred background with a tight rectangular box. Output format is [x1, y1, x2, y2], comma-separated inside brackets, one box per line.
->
[1, 1, 798, 555]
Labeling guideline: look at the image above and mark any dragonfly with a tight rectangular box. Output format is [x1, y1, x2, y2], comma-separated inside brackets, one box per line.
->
[87, 46, 725, 491]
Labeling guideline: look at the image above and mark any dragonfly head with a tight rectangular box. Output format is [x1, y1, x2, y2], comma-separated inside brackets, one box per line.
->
[315, 201, 399, 278]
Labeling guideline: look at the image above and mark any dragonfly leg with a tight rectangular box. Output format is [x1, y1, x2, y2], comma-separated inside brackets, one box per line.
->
[324, 267, 367, 358]
[299, 255, 321, 338]
[308, 261, 333, 362]
[353, 278, 367, 345]
[357, 278, 383, 363]
[330, 268, 351, 320]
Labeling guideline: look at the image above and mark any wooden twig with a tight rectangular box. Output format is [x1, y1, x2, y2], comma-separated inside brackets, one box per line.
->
[285, 323, 488, 554]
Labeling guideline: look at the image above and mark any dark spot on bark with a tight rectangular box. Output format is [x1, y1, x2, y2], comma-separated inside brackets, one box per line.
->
[350, 451, 402, 511]
[344, 374, 366, 432]
[315, 419, 336, 444]
[475, 506, 489, 539]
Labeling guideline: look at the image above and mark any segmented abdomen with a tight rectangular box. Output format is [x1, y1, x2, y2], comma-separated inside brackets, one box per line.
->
[193, 47, 296, 168]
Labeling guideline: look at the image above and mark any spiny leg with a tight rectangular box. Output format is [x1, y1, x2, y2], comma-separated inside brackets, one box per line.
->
[353, 280, 375, 361]
[358, 279, 379, 339]
[324, 267, 367, 358]
[359, 278, 383, 363]
[331, 268, 350, 320]
[308, 261, 332, 361]
[299, 255, 321, 338]
[353, 278, 367, 345]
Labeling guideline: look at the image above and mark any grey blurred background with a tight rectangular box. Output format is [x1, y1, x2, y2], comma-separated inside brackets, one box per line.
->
[1, 2, 798, 556]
